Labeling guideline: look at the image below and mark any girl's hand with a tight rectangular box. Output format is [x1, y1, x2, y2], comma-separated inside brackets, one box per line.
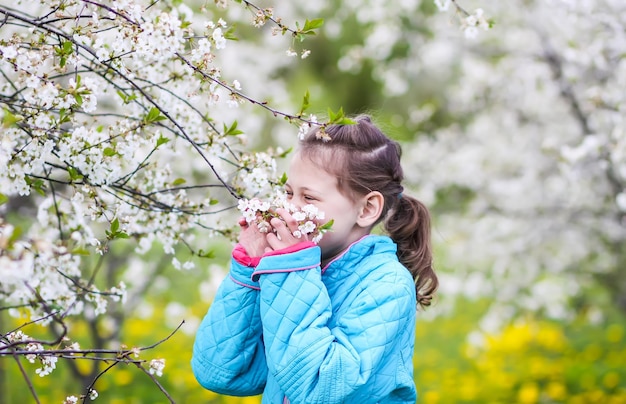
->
[238, 216, 272, 257]
[266, 208, 309, 250]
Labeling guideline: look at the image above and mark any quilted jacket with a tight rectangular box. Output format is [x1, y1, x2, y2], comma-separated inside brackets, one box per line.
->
[191, 235, 418, 404]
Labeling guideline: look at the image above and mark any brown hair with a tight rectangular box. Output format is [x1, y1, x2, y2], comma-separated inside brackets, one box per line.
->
[299, 115, 438, 308]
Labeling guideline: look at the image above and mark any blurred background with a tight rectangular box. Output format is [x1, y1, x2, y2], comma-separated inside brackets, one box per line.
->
[2, 0, 625, 403]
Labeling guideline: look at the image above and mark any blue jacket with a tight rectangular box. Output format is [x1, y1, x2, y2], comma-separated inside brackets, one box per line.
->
[191, 235, 417, 403]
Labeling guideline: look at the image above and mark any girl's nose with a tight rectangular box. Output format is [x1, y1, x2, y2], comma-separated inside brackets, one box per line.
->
[291, 197, 305, 209]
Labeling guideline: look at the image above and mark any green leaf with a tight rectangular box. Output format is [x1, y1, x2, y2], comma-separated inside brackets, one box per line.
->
[144, 107, 165, 123]
[8, 225, 22, 246]
[116, 90, 137, 104]
[106, 219, 129, 240]
[156, 135, 170, 147]
[209, 198, 219, 205]
[327, 107, 355, 125]
[68, 167, 83, 181]
[198, 249, 215, 259]
[111, 218, 120, 233]
[224, 26, 239, 41]
[146, 107, 160, 122]
[319, 219, 334, 231]
[71, 248, 91, 256]
[297, 18, 324, 41]
[303, 18, 324, 32]
[56, 41, 74, 67]
[172, 178, 186, 186]
[0, 193, 8, 206]
[58, 108, 71, 124]
[328, 107, 345, 123]
[337, 117, 356, 125]
[2, 109, 22, 128]
[298, 90, 310, 116]
[62, 40, 73, 54]
[25, 177, 46, 196]
[279, 172, 288, 185]
[223, 121, 244, 136]
[103, 147, 116, 157]
[278, 147, 292, 158]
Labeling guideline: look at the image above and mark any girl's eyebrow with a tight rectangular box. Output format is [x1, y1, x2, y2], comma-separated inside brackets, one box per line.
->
[300, 186, 322, 195]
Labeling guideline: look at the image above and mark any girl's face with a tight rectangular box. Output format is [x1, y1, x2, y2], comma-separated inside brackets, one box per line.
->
[285, 152, 370, 265]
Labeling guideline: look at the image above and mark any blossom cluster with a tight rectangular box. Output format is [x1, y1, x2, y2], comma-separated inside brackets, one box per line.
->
[0, 0, 282, 393]
[149, 358, 166, 377]
[237, 192, 332, 244]
[460, 8, 491, 39]
[5, 331, 58, 377]
[0, 0, 288, 322]
[433, 1, 491, 38]
[0, 0, 327, 397]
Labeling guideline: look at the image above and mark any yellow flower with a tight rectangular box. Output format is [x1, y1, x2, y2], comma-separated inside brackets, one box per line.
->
[517, 382, 539, 404]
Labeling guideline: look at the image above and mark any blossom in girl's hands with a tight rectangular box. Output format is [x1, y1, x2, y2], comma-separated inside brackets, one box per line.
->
[237, 192, 333, 244]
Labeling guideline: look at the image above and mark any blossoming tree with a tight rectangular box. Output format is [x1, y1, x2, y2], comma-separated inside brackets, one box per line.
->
[4, 0, 622, 401]
[307, 0, 626, 334]
[0, 0, 336, 401]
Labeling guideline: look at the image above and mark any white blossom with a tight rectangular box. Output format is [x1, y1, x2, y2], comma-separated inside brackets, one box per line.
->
[237, 192, 331, 243]
[64, 396, 79, 404]
[149, 358, 165, 377]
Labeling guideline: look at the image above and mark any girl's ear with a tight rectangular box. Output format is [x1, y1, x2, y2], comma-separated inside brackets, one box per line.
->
[356, 191, 384, 228]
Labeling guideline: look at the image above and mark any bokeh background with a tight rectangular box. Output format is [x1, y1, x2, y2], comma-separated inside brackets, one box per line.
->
[2, 0, 625, 403]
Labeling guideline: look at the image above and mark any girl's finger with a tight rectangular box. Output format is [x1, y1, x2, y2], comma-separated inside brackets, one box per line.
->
[265, 231, 283, 250]
[275, 208, 298, 232]
[269, 217, 289, 235]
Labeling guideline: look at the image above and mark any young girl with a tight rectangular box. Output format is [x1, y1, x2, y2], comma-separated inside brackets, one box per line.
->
[192, 115, 438, 403]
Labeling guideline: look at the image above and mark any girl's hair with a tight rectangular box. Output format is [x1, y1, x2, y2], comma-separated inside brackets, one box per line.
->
[299, 115, 438, 308]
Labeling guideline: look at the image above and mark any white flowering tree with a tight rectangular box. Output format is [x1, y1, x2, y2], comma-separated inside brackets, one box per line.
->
[305, 0, 626, 333]
[404, 0, 626, 331]
[5, 0, 622, 400]
[0, 0, 341, 401]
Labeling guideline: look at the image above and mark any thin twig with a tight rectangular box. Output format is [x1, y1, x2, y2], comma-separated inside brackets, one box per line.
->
[12, 354, 41, 404]
[81, 361, 118, 404]
[134, 362, 176, 403]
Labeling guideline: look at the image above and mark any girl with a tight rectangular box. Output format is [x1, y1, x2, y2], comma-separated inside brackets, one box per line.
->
[192, 115, 438, 403]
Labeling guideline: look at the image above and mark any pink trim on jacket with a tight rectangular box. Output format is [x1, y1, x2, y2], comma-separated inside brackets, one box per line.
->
[252, 263, 320, 279]
[232, 244, 261, 267]
[262, 241, 316, 257]
[229, 274, 260, 290]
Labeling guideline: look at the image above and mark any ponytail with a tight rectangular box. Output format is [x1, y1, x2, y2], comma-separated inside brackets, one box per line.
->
[384, 194, 438, 308]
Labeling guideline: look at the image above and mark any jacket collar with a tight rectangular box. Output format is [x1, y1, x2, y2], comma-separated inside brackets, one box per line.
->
[321, 234, 396, 274]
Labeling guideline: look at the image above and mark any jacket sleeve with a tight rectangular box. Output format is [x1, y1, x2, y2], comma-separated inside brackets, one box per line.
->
[191, 255, 267, 396]
[252, 247, 416, 404]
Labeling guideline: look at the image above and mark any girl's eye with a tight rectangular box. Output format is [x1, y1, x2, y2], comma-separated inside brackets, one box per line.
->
[304, 195, 316, 201]
[285, 191, 293, 198]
